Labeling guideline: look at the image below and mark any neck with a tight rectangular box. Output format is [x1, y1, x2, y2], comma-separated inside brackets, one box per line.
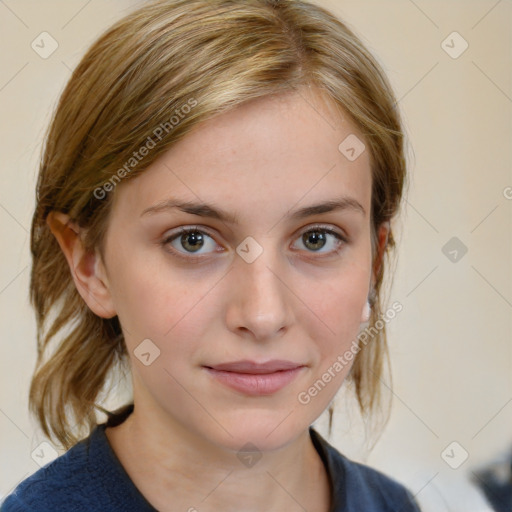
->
[105, 404, 331, 512]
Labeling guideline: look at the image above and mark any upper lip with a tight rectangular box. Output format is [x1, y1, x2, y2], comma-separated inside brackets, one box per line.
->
[205, 360, 305, 374]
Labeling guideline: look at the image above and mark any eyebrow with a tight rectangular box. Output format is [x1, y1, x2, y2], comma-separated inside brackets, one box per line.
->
[140, 196, 366, 223]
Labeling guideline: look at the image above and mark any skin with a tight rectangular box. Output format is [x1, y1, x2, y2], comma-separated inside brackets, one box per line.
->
[48, 87, 389, 512]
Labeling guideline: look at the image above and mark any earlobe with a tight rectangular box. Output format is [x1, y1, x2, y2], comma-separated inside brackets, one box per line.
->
[46, 211, 117, 319]
[360, 300, 371, 323]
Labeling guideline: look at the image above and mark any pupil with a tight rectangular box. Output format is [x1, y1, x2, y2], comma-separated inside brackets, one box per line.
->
[305, 231, 325, 251]
[183, 232, 203, 252]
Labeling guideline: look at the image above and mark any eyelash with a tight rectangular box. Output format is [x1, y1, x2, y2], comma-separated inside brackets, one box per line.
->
[160, 224, 348, 262]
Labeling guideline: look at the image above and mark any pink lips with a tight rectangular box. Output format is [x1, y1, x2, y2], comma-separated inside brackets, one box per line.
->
[204, 360, 305, 396]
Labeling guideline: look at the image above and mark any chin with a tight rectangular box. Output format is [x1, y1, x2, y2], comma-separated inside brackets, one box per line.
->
[202, 408, 312, 455]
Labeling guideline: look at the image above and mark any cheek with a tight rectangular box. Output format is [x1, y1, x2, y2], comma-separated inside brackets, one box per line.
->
[106, 251, 217, 346]
[109, 261, 214, 399]
[296, 263, 369, 357]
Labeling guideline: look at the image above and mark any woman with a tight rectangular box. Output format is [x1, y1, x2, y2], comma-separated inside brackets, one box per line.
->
[1, 0, 419, 510]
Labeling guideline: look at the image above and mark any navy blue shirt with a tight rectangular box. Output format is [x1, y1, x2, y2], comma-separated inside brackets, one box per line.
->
[1, 408, 421, 511]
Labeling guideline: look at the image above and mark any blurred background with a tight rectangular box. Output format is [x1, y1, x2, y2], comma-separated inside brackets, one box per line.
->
[0, 1, 510, 510]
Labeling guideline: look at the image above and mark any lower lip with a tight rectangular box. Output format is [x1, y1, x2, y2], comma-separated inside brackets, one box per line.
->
[205, 367, 305, 396]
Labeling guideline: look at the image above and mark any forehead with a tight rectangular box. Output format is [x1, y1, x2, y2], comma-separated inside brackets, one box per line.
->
[111, 89, 372, 223]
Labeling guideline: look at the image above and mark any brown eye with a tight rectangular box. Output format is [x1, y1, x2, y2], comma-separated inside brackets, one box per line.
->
[178, 230, 205, 253]
[293, 226, 346, 256]
[162, 227, 219, 257]
[302, 230, 327, 251]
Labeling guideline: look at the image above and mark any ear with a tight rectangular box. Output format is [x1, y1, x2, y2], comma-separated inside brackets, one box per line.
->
[360, 221, 391, 324]
[46, 211, 117, 319]
[371, 221, 390, 290]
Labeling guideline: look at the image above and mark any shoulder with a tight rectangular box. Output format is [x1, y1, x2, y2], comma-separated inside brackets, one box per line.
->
[338, 456, 421, 511]
[1, 422, 151, 512]
[309, 428, 421, 512]
[1, 432, 96, 512]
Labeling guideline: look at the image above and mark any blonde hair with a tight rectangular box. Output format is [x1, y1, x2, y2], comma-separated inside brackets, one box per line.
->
[30, 0, 407, 449]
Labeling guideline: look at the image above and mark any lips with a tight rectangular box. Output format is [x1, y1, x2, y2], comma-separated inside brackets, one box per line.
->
[203, 360, 306, 396]
[207, 360, 303, 374]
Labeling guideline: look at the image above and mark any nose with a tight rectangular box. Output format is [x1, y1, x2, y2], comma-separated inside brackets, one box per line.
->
[225, 245, 294, 341]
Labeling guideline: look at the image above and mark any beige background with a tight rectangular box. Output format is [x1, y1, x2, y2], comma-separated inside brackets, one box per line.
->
[0, 1, 510, 510]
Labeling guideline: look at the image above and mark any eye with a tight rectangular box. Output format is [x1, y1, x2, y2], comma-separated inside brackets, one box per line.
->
[161, 224, 347, 261]
[161, 226, 220, 259]
[291, 225, 347, 256]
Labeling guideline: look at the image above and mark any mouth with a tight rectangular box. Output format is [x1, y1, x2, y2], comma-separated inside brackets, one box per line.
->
[203, 360, 306, 396]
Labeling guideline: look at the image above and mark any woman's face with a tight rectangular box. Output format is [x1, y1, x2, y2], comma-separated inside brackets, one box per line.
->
[99, 89, 377, 451]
